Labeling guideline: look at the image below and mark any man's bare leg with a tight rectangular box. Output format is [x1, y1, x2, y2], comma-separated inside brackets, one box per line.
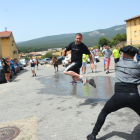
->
[82, 67, 83, 73]
[114, 63, 116, 69]
[84, 67, 86, 73]
[63, 71, 81, 80]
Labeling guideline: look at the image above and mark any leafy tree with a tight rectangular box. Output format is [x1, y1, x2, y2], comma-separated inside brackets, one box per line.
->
[43, 52, 53, 59]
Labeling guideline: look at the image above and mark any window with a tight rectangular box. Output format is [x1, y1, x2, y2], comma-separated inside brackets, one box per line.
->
[13, 51, 17, 54]
[135, 31, 137, 37]
[134, 20, 137, 25]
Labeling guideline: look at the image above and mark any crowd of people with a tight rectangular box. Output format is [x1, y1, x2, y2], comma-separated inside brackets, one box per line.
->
[1, 57, 20, 83]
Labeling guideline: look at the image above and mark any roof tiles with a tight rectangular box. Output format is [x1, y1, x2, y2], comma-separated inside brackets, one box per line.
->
[125, 14, 140, 21]
[0, 31, 11, 38]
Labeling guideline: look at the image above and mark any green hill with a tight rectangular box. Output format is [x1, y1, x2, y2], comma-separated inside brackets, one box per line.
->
[17, 24, 126, 52]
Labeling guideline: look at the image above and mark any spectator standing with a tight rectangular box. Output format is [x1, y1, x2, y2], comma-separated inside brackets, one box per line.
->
[100, 46, 102, 52]
[82, 54, 88, 74]
[52, 54, 58, 73]
[102, 45, 106, 71]
[90, 48, 97, 73]
[10, 58, 17, 76]
[15, 59, 20, 73]
[36, 57, 39, 70]
[119, 44, 125, 60]
[113, 46, 120, 69]
[136, 46, 140, 62]
[2, 57, 10, 82]
[102, 46, 112, 74]
[29, 56, 36, 77]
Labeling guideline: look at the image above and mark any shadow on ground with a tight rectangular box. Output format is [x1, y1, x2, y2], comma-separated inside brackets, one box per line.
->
[98, 124, 140, 140]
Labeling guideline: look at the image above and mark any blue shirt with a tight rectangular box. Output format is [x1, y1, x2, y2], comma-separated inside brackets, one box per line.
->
[10, 60, 14, 67]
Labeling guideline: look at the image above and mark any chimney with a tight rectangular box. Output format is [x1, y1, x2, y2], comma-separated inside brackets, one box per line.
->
[5, 27, 7, 31]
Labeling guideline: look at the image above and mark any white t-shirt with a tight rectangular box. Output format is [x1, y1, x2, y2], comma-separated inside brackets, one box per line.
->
[30, 59, 36, 67]
[90, 51, 95, 60]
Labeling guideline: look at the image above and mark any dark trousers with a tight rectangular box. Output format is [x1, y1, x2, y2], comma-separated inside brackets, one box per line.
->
[92, 92, 140, 135]
[12, 67, 16, 76]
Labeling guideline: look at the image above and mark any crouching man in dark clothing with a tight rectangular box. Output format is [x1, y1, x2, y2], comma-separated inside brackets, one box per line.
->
[87, 45, 140, 140]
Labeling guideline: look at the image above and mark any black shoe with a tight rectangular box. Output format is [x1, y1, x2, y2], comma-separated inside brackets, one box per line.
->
[35, 74, 36, 76]
[92, 71, 94, 73]
[89, 78, 96, 88]
[32, 75, 34, 77]
[87, 134, 96, 140]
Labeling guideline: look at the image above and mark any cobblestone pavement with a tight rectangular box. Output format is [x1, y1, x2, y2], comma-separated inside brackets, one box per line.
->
[0, 57, 140, 140]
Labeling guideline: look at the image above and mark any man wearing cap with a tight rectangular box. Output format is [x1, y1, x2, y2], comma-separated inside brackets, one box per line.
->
[52, 54, 58, 73]
[87, 45, 140, 140]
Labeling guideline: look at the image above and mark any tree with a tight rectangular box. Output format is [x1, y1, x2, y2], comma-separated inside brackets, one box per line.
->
[43, 52, 53, 59]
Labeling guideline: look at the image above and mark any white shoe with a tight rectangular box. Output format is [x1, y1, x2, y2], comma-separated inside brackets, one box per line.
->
[80, 75, 86, 85]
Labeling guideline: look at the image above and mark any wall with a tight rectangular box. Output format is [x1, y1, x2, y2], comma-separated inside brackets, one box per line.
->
[126, 18, 140, 45]
[1, 37, 11, 58]
[0, 39, 2, 59]
[10, 33, 19, 60]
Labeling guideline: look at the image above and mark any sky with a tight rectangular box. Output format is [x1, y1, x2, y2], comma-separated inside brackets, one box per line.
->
[0, 0, 140, 42]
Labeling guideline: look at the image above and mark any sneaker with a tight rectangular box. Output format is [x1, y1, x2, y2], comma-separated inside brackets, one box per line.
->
[80, 75, 86, 85]
[73, 81, 77, 85]
[106, 71, 108, 74]
[95, 71, 98, 73]
[92, 71, 94, 73]
[70, 81, 74, 84]
[55, 71, 56, 73]
[35, 74, 36, 76]
[87, 134, 96, 140]
[89, 78, 96, 88]
[32, 75, 34, 77]
[104, 69, 106, 71]
[7, 81, 9, 83]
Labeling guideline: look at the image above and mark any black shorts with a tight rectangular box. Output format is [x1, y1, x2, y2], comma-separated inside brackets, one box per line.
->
[3, 67, 10, 73]
[114, 58, 119, 63]
[64, 62, 81, 74]
[54, 64, 58, 68]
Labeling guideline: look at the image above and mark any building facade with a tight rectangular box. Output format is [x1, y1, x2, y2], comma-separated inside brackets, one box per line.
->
[0, 39, 2, 59]
[125, 14, 140, 45]
[0, 31, 18, 59]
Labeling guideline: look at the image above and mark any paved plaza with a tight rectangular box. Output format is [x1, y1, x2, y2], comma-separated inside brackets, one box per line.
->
[0, 57, 140, 140]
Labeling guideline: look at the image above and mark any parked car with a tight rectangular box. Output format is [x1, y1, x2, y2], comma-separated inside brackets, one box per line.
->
[44, 58, 51, 64]
[19, 59, 27, 67]
[18, 62, 24, 70]
[50, 56, 65, 65]
[40, 58, 51, 65]
[39, 59, 46, 65]
[0, 60, 14, 83]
